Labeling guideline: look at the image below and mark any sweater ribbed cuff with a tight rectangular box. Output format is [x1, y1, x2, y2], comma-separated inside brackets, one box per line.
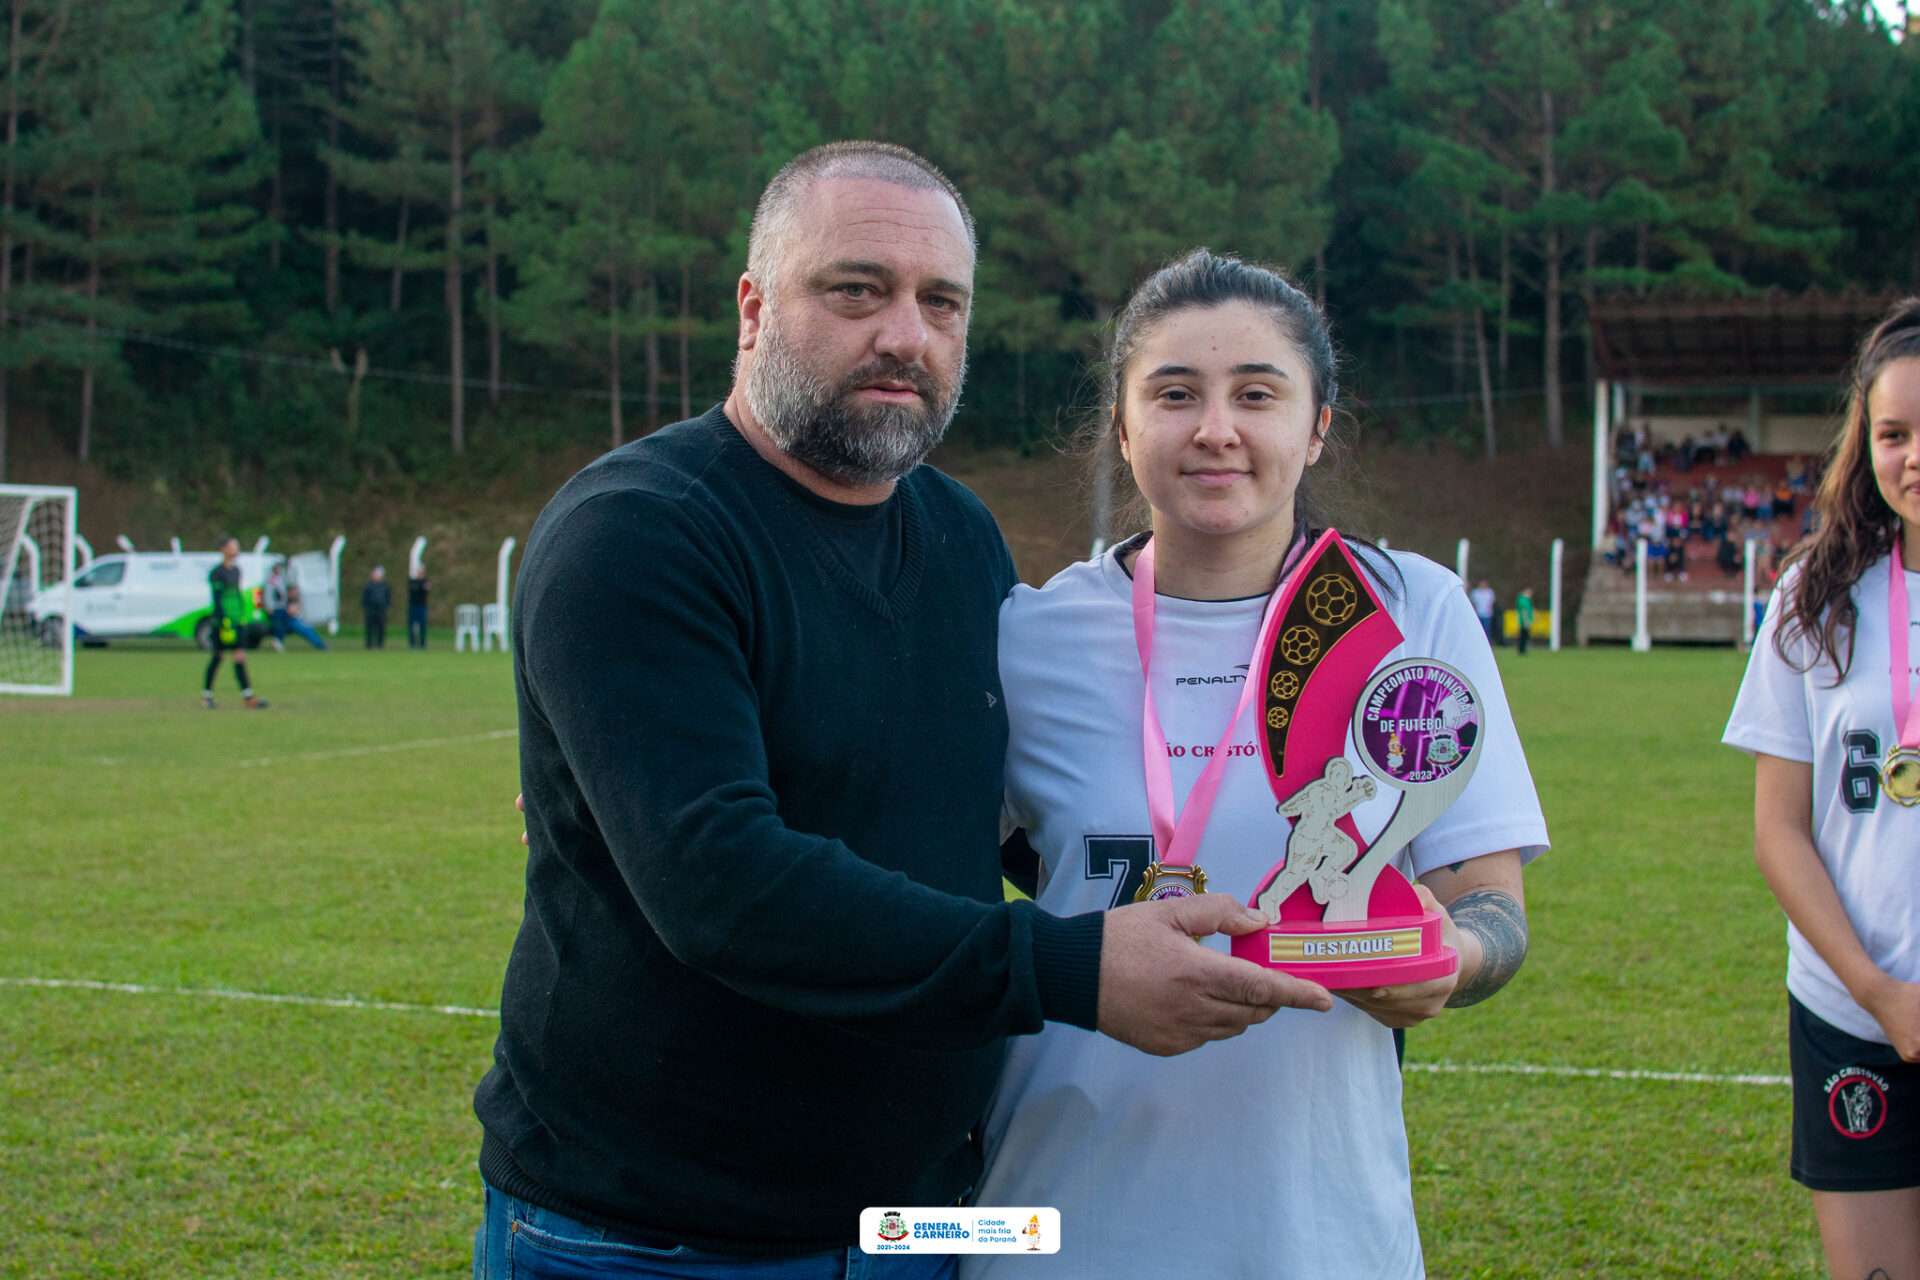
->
[1029, 907, 1103, 1031]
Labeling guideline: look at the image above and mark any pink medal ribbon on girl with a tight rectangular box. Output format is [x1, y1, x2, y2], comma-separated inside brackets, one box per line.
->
[1885, 555, 1920, 805]
[1128, 536, 1301, 898]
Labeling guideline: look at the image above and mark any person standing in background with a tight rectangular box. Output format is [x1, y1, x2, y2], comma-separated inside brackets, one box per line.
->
[263, 562, 290, 653]
[202, 537, 267, 709]
[407, 565, 431, 649]
[1724, 298, 1920, 1280]
[1515, 586, 1535, 655]
[361, 566, 390, 649]
[1470, 578, 1497, 646]
[281, 575, 330, 650]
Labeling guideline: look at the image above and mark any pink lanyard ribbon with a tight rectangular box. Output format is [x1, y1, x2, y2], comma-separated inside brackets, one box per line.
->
[1892, 556, 1920, 750]
[1130, 537, 1298, 868]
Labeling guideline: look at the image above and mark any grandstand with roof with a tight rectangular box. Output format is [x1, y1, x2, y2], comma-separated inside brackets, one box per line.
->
[1577, 288, 1906, 645]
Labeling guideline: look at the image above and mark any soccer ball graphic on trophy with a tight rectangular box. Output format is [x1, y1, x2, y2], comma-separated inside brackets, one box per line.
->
[1277, 624, 1321, 667]
[1303, 572, 1358, 626]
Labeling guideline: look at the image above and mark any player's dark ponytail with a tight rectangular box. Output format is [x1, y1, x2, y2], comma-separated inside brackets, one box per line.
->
[1777, 298, 1920, 677]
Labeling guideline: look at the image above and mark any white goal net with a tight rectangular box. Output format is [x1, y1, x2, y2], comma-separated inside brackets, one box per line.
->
[0, 483, 76, 695]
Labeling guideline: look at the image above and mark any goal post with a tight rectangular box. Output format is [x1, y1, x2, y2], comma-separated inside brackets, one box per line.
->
[0, 483, 77, 696]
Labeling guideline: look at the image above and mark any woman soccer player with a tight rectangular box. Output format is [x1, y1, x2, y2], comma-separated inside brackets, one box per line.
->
[966, 250, 1548, 1278]
[1725, 298, 1920, 1279]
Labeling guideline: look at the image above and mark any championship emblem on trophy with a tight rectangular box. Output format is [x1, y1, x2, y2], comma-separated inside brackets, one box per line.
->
[1229, 529, 1480, 987]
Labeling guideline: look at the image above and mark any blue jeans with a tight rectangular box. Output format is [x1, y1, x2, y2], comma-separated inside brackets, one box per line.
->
[474, 1183, 957, 1280]
[272, 608, 329, 649]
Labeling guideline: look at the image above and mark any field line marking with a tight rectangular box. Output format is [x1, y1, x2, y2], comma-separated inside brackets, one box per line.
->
[1405, 1059, 1789, 1087]
[1, 977, 1793, 1086]
[231, 728, 518, 769]
[0, 975, 495, 1019]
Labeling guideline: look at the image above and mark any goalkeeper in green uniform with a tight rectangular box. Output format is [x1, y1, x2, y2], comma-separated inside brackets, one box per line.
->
[202, 537, 268, 709]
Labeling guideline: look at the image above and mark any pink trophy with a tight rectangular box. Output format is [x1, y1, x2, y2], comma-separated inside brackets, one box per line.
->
[1229, 529, 1482, 988]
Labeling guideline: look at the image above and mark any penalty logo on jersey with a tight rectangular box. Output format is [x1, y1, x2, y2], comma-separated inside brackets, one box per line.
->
[1825, 1067, 1890, 1139]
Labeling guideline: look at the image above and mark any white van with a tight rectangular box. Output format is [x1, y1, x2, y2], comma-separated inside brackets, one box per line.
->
[30, 551, 284, 648]
[284, 550, 339, 631]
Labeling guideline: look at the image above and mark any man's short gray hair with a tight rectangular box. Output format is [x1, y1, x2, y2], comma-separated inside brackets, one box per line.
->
[745, 141, 976, 300]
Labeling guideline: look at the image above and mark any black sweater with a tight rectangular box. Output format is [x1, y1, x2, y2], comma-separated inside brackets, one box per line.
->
[475, 406, 1103, 1255]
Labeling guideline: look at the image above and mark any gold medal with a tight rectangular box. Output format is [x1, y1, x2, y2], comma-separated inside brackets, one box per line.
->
[1883, 746, 1920, 807]
[1134, 863, 1208, 902]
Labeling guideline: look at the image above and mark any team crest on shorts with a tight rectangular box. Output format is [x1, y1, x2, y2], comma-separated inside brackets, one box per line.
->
[878, 1211, 909, 1242]
[1825, 1067, 1890, 1139]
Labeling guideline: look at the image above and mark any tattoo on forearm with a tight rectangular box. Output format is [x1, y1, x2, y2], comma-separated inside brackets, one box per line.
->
[1445, 888, 1529, 1008]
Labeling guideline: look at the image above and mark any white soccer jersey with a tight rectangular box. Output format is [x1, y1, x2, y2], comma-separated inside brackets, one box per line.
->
[966, 545, 1550, 1280]
[1723, 556, 1920, 1044]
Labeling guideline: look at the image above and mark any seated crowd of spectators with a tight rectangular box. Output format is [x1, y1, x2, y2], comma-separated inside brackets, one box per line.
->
[1604, 425, 1819, 586]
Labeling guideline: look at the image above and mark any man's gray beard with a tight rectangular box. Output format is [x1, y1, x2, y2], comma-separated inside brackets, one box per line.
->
[742, 321, 963, 488]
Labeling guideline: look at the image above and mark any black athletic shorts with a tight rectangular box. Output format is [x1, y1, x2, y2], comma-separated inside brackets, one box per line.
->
[1789, 994, 1920, 1192]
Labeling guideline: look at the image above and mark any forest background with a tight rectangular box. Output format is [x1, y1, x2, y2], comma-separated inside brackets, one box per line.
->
[0, 0, 1915, 588]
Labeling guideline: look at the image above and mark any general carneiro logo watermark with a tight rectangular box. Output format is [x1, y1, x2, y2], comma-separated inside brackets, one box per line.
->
[859, 1208, 1061, 1254]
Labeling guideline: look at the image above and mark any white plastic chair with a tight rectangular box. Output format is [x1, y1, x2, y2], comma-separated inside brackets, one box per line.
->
[482, 602, 509, 652]
[454, 603, 482, 651]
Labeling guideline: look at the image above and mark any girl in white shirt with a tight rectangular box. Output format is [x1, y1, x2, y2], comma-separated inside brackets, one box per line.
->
[1724, 298, 1920, 1279]
[968, 250, 1548, 1279]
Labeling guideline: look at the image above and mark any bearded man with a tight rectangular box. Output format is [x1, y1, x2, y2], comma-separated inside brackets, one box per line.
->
[472, 142, 1326, 1278]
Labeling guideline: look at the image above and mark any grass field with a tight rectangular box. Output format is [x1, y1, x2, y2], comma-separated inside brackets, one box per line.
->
[1, 639, 1822, 1277]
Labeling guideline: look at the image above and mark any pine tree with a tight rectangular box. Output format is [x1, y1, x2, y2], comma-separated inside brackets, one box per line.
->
[1367, 0, 1700, 449]
[1653, 0, 1840, 288]
[946, 0, 1336, 536]
[1366, 0, 1506, 451]
[21, 0, 268, 460]
[502, 0, 747, 444]
[1810, 1, 1920, 288]
[325, 0, 540, 452]
[503, 1, 672, 445]
[0, 0, 69, 482]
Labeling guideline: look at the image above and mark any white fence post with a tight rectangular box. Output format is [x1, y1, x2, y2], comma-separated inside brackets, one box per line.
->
[408, 536, 427, 576]
[1549, 538, 1564, 653]
[1455, 538, 1469, 582]
[74, 534, 93, 569]
[1742, 538, 1758, 651]
[1592, 378, 1611, 550]
[327, 535, 345, 636]
[493, 536, 517, 652]
[497, 537, 516, 616]
[252, 535, 270, 555]
[1631, 538, 1652, 652]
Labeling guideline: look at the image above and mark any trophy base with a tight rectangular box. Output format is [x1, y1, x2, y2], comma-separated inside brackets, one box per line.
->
[1230, 908, 1458, 989]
